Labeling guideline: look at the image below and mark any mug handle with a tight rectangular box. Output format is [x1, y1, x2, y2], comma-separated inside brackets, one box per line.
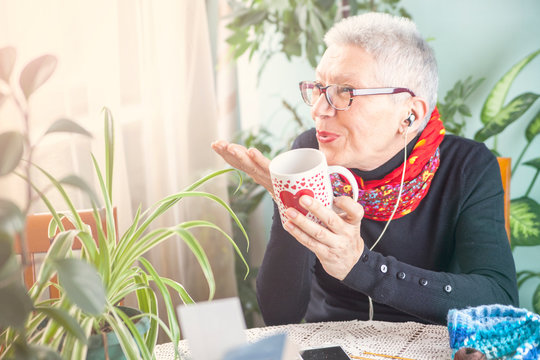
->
[328, 165, 359, 202]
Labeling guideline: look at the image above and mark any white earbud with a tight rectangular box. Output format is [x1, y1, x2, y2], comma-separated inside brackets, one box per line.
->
[406, 113, 416, 127]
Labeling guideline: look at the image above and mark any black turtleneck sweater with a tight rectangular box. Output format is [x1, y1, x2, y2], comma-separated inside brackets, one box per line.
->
[256, 128, 518, 325]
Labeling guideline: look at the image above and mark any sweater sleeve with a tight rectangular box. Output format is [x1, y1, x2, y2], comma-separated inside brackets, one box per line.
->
[256, 204, 316, 325]
[341, 147, 519, 324]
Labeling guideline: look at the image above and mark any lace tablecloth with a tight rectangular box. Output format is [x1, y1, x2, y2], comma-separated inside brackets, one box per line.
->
[154, 320, 452, 360]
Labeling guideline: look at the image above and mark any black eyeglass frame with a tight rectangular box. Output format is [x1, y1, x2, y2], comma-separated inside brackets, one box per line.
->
[299, 81, 416, 111]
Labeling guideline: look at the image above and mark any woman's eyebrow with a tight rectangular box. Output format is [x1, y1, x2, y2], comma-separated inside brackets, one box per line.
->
[315, 71, 365, 86]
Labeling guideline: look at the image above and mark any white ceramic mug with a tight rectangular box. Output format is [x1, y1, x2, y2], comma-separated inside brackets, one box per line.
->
[269, 148, 359, 224]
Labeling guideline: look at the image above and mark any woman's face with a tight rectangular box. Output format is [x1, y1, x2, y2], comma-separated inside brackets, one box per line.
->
[313, 44, 410, 170]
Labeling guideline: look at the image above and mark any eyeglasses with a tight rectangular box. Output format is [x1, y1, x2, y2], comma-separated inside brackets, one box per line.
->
[299, 81, 416, 111]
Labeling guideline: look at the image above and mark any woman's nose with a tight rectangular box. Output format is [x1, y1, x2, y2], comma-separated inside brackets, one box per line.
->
[311, 92, 336, 120]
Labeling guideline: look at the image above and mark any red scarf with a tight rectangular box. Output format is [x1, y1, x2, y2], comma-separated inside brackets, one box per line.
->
[331, 108, 445, 221]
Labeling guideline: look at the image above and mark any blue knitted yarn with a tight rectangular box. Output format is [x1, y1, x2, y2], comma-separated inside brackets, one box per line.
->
[448, 305, 540, 359]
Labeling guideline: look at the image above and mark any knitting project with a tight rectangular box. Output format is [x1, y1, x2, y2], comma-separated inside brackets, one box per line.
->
[448, 304, 540, 359]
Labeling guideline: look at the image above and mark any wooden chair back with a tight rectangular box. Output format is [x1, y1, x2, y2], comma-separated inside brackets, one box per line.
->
[497, 157, 511, 243]
[14, 208, 117, 298]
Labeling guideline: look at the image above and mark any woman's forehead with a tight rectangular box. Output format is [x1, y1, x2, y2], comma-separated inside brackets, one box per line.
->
[316, 44, 377, 84]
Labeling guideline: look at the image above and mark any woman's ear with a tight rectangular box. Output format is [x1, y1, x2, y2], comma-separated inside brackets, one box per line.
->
[407, 96, 429, 131]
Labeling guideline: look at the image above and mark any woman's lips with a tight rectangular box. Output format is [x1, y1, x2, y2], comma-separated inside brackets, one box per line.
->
[316, 130, 339, 143]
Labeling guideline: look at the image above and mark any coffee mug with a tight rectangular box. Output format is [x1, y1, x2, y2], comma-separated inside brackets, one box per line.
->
[269, 148, 359, 224]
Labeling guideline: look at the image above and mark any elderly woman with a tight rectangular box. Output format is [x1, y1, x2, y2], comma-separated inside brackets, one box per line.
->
[212, 12, 518, 325]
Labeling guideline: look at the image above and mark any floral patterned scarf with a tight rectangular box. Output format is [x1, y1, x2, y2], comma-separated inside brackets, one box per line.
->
[331, 108, 446, 221]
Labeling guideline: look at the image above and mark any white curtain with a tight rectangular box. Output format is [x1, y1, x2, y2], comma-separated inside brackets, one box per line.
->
[0, 0, 238, 340]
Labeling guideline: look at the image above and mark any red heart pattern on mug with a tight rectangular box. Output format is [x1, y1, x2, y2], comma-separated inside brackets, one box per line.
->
[279, 189, 314, 215]
[272, 170, 331, 224]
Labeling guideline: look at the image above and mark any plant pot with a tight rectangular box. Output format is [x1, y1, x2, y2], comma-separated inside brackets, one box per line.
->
[86, 306, 150, 360]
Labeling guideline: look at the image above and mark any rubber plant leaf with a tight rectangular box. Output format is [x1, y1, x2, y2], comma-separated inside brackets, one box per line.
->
[0, 281, 34, 329]
[474, 92, 539, 142]
[44, 118, 92, 138]
[0, 46, 16, 83]
[510, 197, 540, 247]
[480, 48, 540, 124]
[52, 258, 106, 315]
[0, 131, 24, 176]
[19, 54, 57, 99]
[0, 199, 24, 234]
[0, 231, 12, 269]
[534, 283, 540, 314]
[523, 157, 540, 171]
[525, 109, 540, 142]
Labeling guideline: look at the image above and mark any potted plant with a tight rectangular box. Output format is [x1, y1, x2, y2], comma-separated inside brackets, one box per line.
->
[0, 47, 249, 359]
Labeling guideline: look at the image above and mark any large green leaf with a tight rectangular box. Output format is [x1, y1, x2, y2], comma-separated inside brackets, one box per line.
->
[510, 197, 540, 247]
[481, 48, 540, 124]
[0, 231, 13, 269]
[523, 157, 540, 171]
[52, 258, 106, 315]
[0, 46, 16, 82]
[474, 93, 539, 142]
[12, 342, 62, 360]
[59, 174, 101, 208]
[19, 54, 57, 99]
[534, 283, 540, 314]
[37, 230, 79, 287]
[44, 118, 92, 138]
[0, 281, 33, 329]
[35, 306, 87, 343]
[0, 198, 24, 234]
[525, 109, 540, 142]
[0, 131, 24, 176]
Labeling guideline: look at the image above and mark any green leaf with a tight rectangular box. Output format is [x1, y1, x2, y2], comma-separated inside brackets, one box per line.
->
[0, 281, 33, 328]
[37, 230, 79, 287]
[0, 231, 13, 268]
[35, 306, 87, 343]
[52, 258, 106, 315]
[44, 118, 92, 138]
[0, 198, 24, 234]
[481, 49, 540, 124]
[102, 107, 114, 200]
[59, 174, 101, 208]
[523, 157, 540, 171]
[19, 54, 58, 99]
[232, 9, 268, 28]
[0, 46, 16, 83]
[0, 131, 24, 176]
[510, 197, 540, 247]
[525, 109, 540, 142]
[534, 283, 540, 314]
[12, 341, 62, 360]
[474, 93, 539, 142]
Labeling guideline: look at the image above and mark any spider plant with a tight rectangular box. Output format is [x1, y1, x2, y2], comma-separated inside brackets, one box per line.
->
[0, 47, 248, 359]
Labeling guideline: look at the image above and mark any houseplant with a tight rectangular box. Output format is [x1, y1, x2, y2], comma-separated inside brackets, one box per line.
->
[0, 48, 249, 358]
[226, 0, 411, 74]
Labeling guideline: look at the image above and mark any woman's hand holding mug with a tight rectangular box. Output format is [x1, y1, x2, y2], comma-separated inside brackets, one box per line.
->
[268, 148, 365, 280]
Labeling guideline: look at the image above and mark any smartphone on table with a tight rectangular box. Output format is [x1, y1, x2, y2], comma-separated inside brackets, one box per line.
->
[300, 345, 351, 360]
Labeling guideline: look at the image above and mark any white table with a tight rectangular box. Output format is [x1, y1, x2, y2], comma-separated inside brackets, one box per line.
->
[154, 319, 452, 360]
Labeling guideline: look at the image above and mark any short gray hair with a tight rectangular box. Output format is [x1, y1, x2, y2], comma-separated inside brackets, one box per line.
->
[324, 12, 438, 129]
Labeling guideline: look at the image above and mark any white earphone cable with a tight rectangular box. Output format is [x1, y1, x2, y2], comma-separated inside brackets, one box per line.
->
[368, 125, 410, 321]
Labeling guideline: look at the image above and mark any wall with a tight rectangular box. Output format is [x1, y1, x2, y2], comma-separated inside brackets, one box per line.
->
[235, 0, 540, 310]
